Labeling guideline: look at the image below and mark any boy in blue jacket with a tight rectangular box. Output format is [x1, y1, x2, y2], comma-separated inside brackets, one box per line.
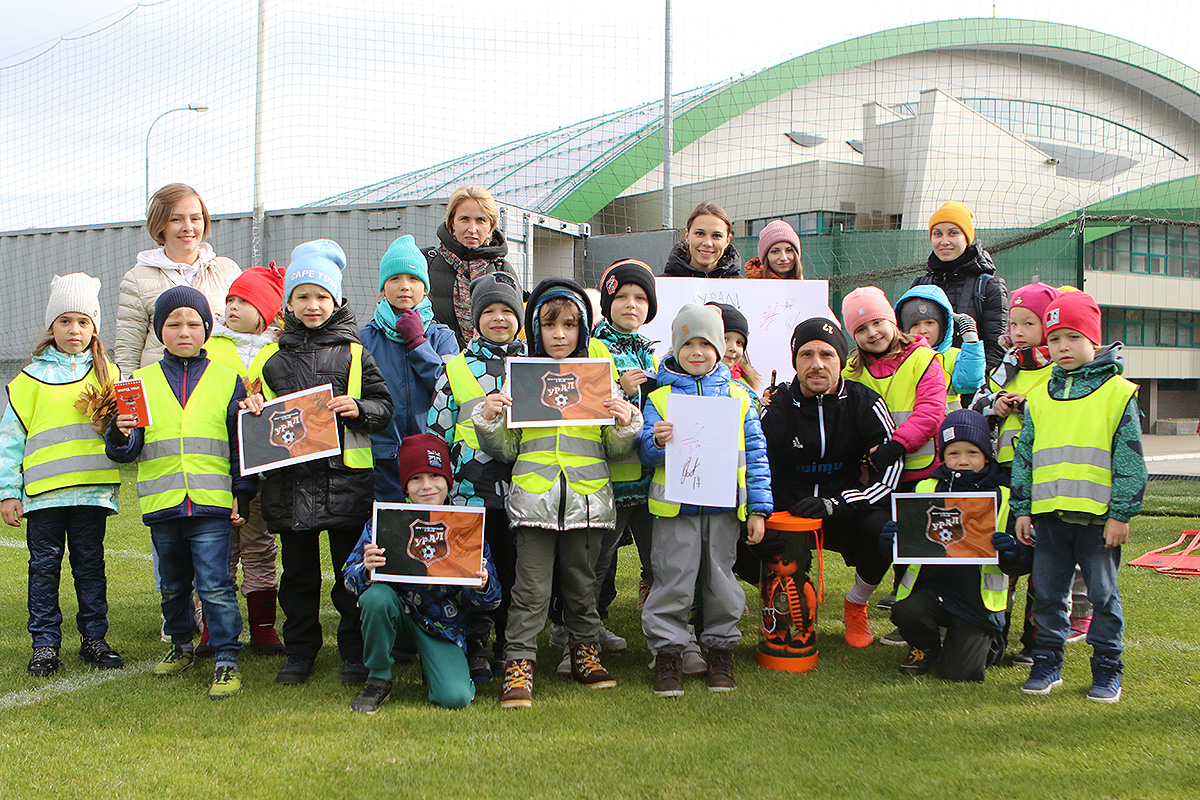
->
[106, 287, 254, 700]
[895, 283, 986, 409]
[343, 434, 498, 713]
[639, 304, 772, 696]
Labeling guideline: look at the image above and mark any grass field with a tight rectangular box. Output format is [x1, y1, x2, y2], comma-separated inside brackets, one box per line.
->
[1, 471, 1198, 799]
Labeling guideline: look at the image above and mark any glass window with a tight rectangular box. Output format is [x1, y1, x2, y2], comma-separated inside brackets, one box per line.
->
[1132, 254, 1148, 273]
[1114, 249, 1131, 272]
[1186, 258, 1200, 279]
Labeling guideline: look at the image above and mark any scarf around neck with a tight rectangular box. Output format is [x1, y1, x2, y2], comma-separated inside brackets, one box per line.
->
[374, 297, 434, 343]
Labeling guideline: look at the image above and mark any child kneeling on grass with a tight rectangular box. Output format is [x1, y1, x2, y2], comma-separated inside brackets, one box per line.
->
[1011, 290, 1146, 703]
[343, 434, 498, 713]
[639, 304, 772, 697]
[105, 287, 253, 700]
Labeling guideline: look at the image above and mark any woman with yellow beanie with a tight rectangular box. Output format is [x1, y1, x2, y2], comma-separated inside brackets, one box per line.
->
[910, 201, 1009, 373]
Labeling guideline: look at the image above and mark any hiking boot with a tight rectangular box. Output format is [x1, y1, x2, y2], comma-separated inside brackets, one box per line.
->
[275, 655, 314, 684]
[900, 646, 935, 675]
[652, 648, 684, 697]
[843, 599, 874, 648]
[350, 677, 393, 713]
[636, 579, 652, 612]
[556, 646, 572, 677]
[1011, 647, 1035, 666]
[1021, 650, 1063, 695]
[340, 660, 369, 685]
[468, 654, 492, 684]
[570, 642, 616, 689]
[1087, 654, 1123, 703]
[879, 628, 907, 647]
[705, 646, 736, 692]
[876, 592, 897, 611]
[152, 645, 195, 677]
[1067, 615, 1092, 644]
[28, 646, 61, 677]
[79, 637, 124, 669]
[499, 659, 533, 709]
[208, 665, 242, 700]
[598, 625, 627, 653]
[549, 623, 567, 649]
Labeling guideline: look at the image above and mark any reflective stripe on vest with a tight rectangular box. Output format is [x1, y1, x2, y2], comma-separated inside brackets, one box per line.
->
[990, 364, 1053, 464]
[511, 427, 610, 495]
[646, 384, 751, 521]
[444, 353, 486, 451]
[254, 342, 371, 469]
[134, 361, 237, 514]
[586, 337, 640, 481]
[7, 365, 121, 496]
[1028, 376, 1137, 516]
[844, 345, 938, 471]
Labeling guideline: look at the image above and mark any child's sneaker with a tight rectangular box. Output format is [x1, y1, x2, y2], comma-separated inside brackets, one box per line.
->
[499, 659, 533, 709]
[879, 628, 908, 647]
[876, 592, 897, 611]
[79, 637, 124, 669]
[152, 644, 195, 677]
[1020, 650, 1063, 695]
[208, 665, 242, 700]
[900, 646, 935, 675]
[350, 677, 393, 713]
[843, 599, 874, 648]
[340, 660, 369, 685]
[1087, 654, 1123, 703]
[570, 642, 616, 689]
[682, 627, 707, 674]
[28, 646, 61, 677]
[555, 646, 573, 676]
[468, 654, 492, 684]
[598, 625, 627, 652]
[1011, 647, 1035, 666]
[1067, 615, 1092, 643]
[549, 623, 567, 649]
[652, 648, 684, 697]
[275, 655, 314, 684]
[705, 647, 736, 692]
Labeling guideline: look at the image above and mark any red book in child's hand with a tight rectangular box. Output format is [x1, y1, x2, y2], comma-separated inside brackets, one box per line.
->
[113, 379, 153, 428]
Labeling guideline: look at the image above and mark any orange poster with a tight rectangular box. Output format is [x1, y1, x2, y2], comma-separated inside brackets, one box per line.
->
[506, 357, 614, 428]
[370, 503, 485, 587]
[891, 492, 999, 565]
[237, 384, 342, 475]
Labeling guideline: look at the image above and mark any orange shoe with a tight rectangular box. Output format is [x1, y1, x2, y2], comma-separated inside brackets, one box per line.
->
[843, 599, 874, 648]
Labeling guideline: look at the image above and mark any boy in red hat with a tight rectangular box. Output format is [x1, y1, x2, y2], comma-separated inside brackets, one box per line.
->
[1010, 290, 1146, 703]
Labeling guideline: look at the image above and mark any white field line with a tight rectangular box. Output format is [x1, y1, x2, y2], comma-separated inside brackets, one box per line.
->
[0, 536, 153, 561]
[1144, 452, 1200, 463]
[0, 659, 156, 711]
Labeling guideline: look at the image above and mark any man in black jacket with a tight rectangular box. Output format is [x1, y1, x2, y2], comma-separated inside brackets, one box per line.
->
[758, 317, 901, 648]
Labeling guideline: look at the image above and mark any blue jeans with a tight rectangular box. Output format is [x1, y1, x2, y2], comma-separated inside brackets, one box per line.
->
[151, 516, 243, 662]
[26, 506, 111, 648]
[1030, 515, 1123, 655]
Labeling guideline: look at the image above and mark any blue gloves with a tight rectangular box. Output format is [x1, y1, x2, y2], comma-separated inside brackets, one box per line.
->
[880, 519, 898, 559]
[992, 529, 1019, 559]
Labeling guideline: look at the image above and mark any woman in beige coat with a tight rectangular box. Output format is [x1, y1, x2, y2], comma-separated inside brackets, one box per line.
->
[115, 183, 241, 376]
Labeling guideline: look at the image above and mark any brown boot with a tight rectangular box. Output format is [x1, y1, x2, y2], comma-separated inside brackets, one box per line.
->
[570, 642, 616, 689]
[500, 659, 534, 709]
[246, 590, 285, 655]
[705, 646, 736, 692]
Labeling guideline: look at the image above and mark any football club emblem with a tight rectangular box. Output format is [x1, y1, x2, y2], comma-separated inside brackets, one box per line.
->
[541, 370, 582, 411]
[925, 505, 966, 549]
[407, 519, 450, 566]
[268, 407, 307, 451]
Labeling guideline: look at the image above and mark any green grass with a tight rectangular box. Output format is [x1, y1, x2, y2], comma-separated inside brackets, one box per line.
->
[1, 474, 1199, 799]
[1142, 479, 1200, 517]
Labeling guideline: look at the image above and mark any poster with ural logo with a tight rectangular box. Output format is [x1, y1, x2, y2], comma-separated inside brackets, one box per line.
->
[370, 503, 485, 587]
[504, 357, 614, 428]
[237, 384, 342, 476]
[890, 492, 999, 565]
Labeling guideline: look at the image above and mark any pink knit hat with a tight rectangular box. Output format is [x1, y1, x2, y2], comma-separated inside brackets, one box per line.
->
[1043, 291, 1102, 345]
[756, 220, 802, 265]
[1009, 282, 1060, 322]
[842, 286, 896, 335]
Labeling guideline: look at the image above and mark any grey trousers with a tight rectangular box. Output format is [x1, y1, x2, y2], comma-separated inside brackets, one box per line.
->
[504, 527, 602, 662]
[642, 511, 744, 654]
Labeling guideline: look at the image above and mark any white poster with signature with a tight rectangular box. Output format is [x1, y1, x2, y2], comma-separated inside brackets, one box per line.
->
[663, 394, 741, 507]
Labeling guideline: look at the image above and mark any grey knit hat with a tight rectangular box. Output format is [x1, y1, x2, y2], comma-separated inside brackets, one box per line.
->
[897, 296, 946, 337]
[45, 273, 102, 330]
[671, 303, 725, 356]
[470, 271, 523, 337]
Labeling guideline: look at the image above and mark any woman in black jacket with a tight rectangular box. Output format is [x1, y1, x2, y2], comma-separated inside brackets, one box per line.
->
[662, 202, 742, 278]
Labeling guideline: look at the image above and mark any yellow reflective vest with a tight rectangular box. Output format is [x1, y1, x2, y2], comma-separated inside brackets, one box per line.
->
[844, 345, 939, 472]
[988, 364, 1053, 465]
[444, 352, 487, 451]
[134, 360, 239, 515]
[204, 336, 275, 379]
[1027, 374, 1138, 516]
[7, 364, 121, 496]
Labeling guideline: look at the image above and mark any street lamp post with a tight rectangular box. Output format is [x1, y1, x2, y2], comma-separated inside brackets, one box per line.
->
[144, 104, 209, 206]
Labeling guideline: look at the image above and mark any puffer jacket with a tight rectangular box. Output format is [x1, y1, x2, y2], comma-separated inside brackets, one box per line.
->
[911, 243, 1008, 371]
[258, 305, 393, 532]
[425, 223, 516, 345]
[662, 240, 742, 278]
[114, 244, 241, 376]
[895, 284, 986, 398]
[637, 357, 772, 518]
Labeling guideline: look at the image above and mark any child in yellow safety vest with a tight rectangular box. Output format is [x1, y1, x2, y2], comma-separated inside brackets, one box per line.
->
[472, 277, 641, 709]
[1, 274, 123, 678]
[1010, 290, 1146, 703]
[105, 286, 254, 700]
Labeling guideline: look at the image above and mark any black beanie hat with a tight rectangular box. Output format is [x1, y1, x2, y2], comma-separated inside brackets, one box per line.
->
[599, 259, 658, 325]
[154, 285, 213, 344]
[470, 271, 523, 337]
[705, 302, 749, 345]
[790, 317, 847, 368]
[938, 409, 993, 462]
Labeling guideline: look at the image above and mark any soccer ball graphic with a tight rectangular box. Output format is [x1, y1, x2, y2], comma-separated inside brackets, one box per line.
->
[554, 393, 569, 407]
[280, 430, 295, 445]
[937, 529, 953, 543]
[421, 543, 438, 560]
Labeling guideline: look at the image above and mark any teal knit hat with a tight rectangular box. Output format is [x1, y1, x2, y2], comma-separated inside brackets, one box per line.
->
[379, 234, 430, 292]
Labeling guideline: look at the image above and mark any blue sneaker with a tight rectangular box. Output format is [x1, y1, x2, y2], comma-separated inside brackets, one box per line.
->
[1088, 654, 1123, 703]
[1021, 650, 1063, 695]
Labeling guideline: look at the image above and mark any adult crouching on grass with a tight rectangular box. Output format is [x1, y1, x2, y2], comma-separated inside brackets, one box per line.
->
[426, 186, 518, 345]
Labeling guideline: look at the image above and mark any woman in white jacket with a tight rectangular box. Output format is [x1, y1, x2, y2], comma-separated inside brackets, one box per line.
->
[114, 183, 241, 376]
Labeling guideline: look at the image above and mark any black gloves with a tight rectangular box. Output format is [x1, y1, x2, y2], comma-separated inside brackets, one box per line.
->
[869, 439, 907, 471]
[790, 495, 839, 519]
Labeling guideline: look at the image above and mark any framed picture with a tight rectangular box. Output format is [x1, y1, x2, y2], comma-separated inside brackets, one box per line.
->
[370, 503, 485, 587]
[237, 384, 342, 476]
[890, 492, 999, 565]
[505, 357, 614, 428]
